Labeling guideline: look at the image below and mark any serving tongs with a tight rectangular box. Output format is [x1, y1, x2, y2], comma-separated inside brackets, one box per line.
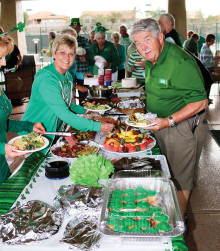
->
[44, 131, 72, 137]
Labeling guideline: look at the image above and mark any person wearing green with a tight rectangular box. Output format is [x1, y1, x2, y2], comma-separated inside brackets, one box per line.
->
[197, 35, 205, 53]
[22, 34, 114, 146]
[46, 31, 56, 57]
[87, 23, 119, 79]
[111, 32, 126, 80]
[0, 35, 45, 185]
[183, 33, 199, 57]
[130, 18, 208, 218]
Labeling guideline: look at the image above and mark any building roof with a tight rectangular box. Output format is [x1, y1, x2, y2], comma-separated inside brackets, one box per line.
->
[81, 10, 136, 20]
[28, 11, 69, 21]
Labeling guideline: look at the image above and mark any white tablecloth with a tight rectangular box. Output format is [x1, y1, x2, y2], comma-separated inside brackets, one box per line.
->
[0, 153, 172, 251]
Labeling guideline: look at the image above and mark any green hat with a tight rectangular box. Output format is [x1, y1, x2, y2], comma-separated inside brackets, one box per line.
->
[69, 18, 82, 27]
[94, 22, 108, 33]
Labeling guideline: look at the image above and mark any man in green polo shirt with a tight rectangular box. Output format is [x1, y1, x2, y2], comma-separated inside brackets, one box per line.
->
[130, 18, 208, 218]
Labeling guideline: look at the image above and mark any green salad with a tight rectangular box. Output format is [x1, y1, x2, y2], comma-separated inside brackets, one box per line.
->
[70, 154, 114, 187]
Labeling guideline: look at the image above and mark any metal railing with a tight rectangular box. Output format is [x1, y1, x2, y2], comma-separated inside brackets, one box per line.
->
[25, 22, 220, 56]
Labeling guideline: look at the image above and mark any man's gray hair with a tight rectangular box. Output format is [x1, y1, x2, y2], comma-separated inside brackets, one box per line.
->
[130, 18, 161, 39]
[94, 31, 107, 40]
[160, 13, 175, 28]
[60, 27, 77, 38]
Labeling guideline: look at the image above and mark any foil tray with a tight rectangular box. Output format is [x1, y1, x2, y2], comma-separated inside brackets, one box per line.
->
[111, 155, 171, 178]
[100, 177, 184, 238]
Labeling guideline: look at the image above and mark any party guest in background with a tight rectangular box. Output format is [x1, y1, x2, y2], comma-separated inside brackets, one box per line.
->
[127, 49, 145, 84]
[46, 31, 56, 57]
[111, 32, 126, 80]
[119, 25, 132, 51]
[89, 30, 96, 45]
[183, 33, 200, 57]
[158, 13, 183, 48]
[200, 34, 216, 73]
[87, 23, 119, 81]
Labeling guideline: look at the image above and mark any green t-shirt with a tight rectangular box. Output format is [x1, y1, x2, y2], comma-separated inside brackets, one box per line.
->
[145, 41, 207, 118]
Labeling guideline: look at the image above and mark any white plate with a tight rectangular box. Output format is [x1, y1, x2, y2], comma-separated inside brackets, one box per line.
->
[125, 118, 157, 128]
[94, 56, 106, 69]
[102, 136, 156, 156]
[85, 107, 112, 114]
[94, 55, 106, 63]
[8, 135, 49, 153]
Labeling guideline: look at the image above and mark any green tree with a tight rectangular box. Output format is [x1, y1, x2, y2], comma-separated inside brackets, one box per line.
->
[23, 11, 29, 26]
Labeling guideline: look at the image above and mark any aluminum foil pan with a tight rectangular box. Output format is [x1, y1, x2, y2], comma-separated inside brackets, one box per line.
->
[112, 155, 171, 178]
[54, 185, 104, 215]
[0, 200, 62, 245]
[60, 214, 102, 250]
[100, 177, 184, 238]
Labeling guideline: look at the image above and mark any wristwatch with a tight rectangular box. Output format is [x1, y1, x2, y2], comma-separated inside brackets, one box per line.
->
[168, 116, 177, 127]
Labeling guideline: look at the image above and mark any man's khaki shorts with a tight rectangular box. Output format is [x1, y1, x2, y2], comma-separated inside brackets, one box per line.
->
[154, 112, 207, 190]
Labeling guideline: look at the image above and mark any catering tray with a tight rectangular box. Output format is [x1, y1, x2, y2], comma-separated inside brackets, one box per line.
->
[50, 140, 100, 161]
[111, 155, 171, 178]
[100, 177, 184, 238]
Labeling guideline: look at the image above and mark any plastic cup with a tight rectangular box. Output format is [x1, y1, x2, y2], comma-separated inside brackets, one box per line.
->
[98, 75, 104, 85]
[105, 69, 112, 75]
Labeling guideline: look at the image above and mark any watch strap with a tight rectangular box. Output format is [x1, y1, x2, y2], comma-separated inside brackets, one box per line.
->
[168, 116, 177, 127]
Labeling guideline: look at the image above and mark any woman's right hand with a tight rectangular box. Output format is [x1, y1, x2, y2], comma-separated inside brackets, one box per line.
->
[5, 144, 26, 158]
[100, 122, 115, 134]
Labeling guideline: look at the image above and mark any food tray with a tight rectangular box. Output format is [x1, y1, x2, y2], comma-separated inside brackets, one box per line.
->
[112, 155, 171, 178]
[50, 140, 100, 161]
[100, 177, 184, 238]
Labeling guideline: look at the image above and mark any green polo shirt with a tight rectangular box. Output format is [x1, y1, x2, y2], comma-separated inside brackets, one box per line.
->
[145, 41, 207, 118]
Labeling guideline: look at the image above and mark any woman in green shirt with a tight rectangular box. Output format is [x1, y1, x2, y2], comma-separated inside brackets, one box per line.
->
[0, 35, 44, 185]
[22, 34, 114, 145]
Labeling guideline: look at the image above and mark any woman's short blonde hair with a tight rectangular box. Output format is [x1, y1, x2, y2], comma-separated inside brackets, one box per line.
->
[111, 31, 120, 39]
[0, 35, 14, 56]
[95, 31, 107, 40]
[52, 34, 77, 53]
